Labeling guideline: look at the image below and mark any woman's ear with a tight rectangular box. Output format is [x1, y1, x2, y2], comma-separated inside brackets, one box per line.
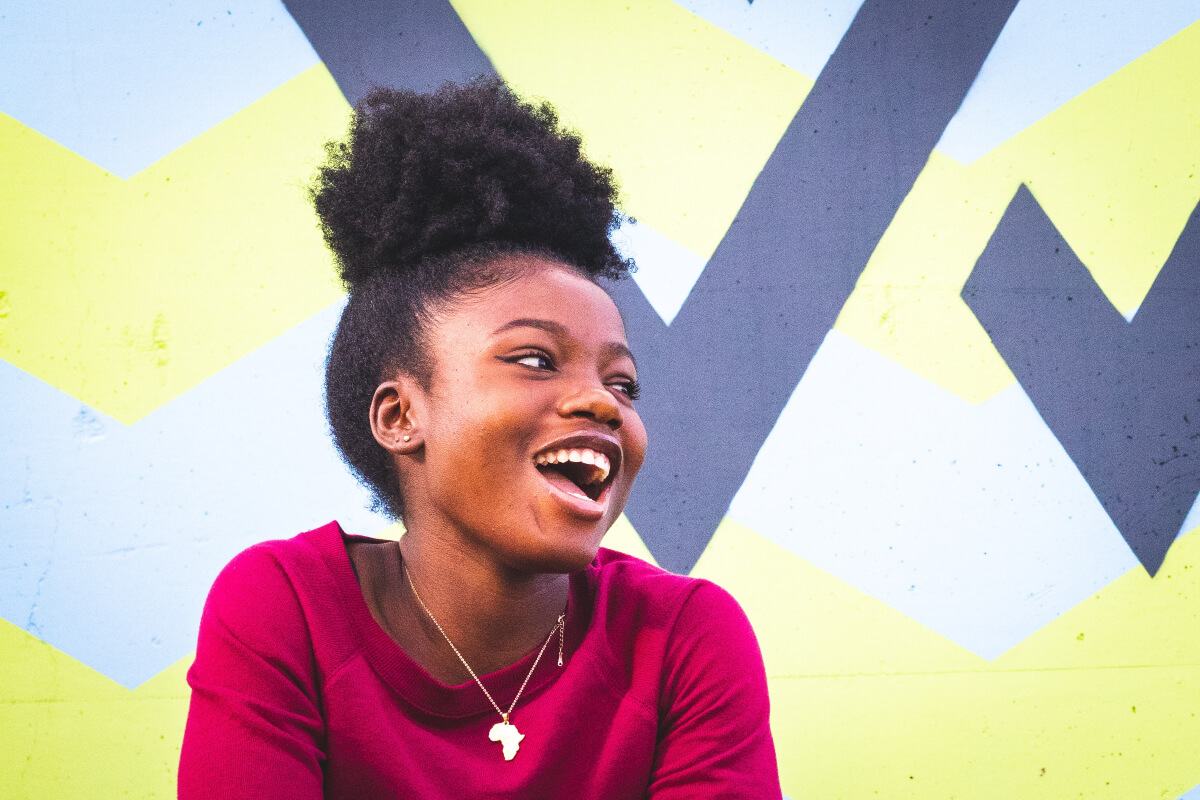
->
[369, 376, 425, 455]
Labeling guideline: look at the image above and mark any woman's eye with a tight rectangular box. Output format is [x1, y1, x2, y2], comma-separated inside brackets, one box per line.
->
[513, 353, 552, 370]
[612, 379, 641, 401]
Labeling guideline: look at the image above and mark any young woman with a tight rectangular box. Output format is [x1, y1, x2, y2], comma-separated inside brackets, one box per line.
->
[178, 78, 781, 799]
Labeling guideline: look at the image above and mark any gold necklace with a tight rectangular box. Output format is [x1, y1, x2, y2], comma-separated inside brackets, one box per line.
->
[402, 556, 565, 762]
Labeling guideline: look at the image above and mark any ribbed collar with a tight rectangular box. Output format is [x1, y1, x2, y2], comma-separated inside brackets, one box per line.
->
[313, 521, 593, 720]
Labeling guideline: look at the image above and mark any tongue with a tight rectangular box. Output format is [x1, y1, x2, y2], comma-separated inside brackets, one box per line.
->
[539, 466, 590, 499]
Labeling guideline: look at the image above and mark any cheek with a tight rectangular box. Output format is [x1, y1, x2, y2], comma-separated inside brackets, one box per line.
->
[621, 413, 649, 477]
[429, 392, 537, 491]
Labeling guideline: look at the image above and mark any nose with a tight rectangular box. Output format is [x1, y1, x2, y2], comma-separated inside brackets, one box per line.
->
[557, 386, 622, 430]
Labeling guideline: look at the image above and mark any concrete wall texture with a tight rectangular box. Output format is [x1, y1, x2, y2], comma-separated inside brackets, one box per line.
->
[2, 1, 1199, 797]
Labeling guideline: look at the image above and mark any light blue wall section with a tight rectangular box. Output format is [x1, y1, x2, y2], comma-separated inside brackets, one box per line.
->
[0, 0, 319, 177]
[614, 218, 708, 325]
[673, 0, 865, 77]
[0, 302, 388, 688]
[728, 329, 1146, 659]
[937, 0, 1200, 162]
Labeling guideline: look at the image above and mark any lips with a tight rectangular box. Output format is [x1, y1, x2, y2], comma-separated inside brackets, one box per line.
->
[532, 433, 621, 507]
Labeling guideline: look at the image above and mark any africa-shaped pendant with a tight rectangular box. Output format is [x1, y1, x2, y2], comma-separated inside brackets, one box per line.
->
[489, 719, 525, 761]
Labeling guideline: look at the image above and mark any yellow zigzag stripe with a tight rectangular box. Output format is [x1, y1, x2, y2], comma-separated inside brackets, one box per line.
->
[449, 0, 813, 259]
[5, 518, 1195, 798]
[693, 520, 1200, 800]
[0, 619, 192, 799]
[0, 64, 349, 424]
[836, 22, 1200, 402]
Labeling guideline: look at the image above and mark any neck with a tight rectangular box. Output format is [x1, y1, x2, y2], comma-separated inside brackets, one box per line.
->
[395, 523, 570, 682]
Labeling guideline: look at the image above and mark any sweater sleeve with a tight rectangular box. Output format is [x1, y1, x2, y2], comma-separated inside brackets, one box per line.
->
[178, 544, 326, 799]
[647, 581, 782, 799]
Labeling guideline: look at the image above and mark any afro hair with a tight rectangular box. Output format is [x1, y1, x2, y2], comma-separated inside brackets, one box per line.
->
[310, 77, 633, 518]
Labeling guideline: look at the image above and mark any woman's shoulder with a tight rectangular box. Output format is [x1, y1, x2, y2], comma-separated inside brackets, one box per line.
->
[589, 547, 739, 612]
[199, 522, 359, 663]
[586, 547, 753, 654]
[209, 522, 345, 601]
[590, 547, 694, 592]
[581, 548, 766, 725]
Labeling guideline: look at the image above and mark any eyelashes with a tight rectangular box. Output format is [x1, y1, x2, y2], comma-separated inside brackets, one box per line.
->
[617, 379, 641, 401]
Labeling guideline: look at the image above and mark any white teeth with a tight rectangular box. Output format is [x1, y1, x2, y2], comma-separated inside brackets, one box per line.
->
[534, 446, 614, 486]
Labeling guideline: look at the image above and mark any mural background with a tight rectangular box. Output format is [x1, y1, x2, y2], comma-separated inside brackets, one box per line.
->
[2, 0, 1199, 797]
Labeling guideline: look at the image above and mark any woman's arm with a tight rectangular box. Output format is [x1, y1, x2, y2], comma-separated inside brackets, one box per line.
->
[648, 581, 782, 799]
[178, 546, 326, 799]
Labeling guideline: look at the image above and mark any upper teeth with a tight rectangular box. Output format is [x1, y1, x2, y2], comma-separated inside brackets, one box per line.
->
[535, 448, 612, 483]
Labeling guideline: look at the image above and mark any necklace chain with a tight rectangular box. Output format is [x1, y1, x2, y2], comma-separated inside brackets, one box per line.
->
[401, 553, 565, 723]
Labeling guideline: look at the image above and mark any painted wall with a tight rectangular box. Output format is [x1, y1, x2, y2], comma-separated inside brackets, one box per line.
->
[2, 1, 1199, 797]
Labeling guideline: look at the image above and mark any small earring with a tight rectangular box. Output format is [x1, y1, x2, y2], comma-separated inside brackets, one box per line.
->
[402, 435, 411, 442]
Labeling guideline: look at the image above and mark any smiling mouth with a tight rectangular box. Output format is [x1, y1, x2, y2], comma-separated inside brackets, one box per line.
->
[534, 448, 613, 503]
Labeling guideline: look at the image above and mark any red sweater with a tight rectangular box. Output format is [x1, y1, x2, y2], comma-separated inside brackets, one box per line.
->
[179, 522, 781, 799]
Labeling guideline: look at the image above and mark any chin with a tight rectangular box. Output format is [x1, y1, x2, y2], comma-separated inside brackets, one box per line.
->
[494, 491, 614, 572]
[513, 520, 608, 574]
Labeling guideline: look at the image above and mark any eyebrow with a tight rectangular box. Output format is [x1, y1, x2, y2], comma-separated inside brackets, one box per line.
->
[491, 317, 637, 368]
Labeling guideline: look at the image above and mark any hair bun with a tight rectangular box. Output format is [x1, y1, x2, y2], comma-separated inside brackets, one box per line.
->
[309, 76, 630, 288]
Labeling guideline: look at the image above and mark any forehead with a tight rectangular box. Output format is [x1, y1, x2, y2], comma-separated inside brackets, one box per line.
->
[434, 259, 628, 345]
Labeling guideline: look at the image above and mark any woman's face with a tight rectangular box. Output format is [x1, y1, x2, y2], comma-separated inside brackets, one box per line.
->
[399, 257, 647, 574]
